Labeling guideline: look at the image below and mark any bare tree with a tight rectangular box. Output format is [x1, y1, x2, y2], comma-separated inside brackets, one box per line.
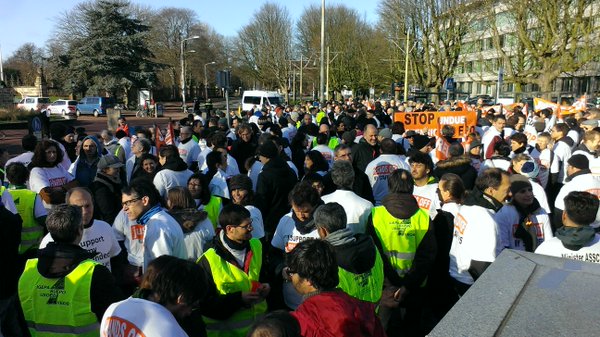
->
[3, 43, 45, 86]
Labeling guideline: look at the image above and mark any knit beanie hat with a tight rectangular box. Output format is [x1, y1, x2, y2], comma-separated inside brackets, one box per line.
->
[567, 154, 589, 170]
[229, 174, 253, 192]
[510, 174, 532, 195]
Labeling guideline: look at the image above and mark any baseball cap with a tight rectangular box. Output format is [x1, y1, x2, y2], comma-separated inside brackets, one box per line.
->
[97, 155, 124, 171]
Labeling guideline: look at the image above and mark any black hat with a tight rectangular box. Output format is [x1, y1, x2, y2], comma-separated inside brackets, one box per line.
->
[510, 174, 532, 195]
[229, 174, 253, 191]
[567, 154, 589, 170]
[257, 141, 279, 159]
[412, 134, 434, 150]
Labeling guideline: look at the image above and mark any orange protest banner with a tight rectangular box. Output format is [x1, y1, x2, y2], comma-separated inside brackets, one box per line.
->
[393, 110, 477, 137]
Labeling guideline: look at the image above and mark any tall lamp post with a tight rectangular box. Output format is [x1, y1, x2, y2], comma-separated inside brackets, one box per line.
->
[181, 35, 200, 112]
[204, 61, 216, 101]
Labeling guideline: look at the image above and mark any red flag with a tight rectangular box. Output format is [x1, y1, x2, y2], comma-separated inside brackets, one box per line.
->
[165, 121, 175, 145]
[154, 123, 165, 149]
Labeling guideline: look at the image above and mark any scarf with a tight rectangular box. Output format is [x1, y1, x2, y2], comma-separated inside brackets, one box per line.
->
[138, 204, 162, 225]
[556, 226, 596, 251]
[325, 227, 356, 246]
[221, 229, 249, 251]
[513, 198, 542, 252]
[292, 211, 317, 235]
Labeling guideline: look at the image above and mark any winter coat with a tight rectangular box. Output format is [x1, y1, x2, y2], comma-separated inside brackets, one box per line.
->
[352, 138, 380, 173]
[255, 157, 298, 234]
[90, 172, 123, 224]
[433, 155, 478, 190]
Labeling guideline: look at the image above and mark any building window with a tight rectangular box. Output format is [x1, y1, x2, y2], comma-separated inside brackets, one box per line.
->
[562, 78, 572, 92]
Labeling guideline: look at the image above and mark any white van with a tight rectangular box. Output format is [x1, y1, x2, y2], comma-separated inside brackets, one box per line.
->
[241, 90, 283, 112]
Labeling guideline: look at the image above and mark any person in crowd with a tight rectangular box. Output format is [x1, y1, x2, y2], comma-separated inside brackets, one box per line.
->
[509, 132, 532, 158]
[188, 172, 223, 229]
[271, 182, 323, 310]
[101, 129, 126, 163]
[366, 169, 436, 336]
[322, 161, 373, 234]
[290, 132, 309, 178]
[303, 150, 329, 177]
[572, 129, 600, 174]
[536, 191, 600, 262]
[287, 239, 386, 337]
[230, 123, 257, 174]
[529, 132, 558, 189]
[255, 140, 298, 236]
[511, 154, 551, 213]
[449, 168, 510, 295]
[139, 153, 160, 181]
[205, 149, 230, 200]
[178, 126, 201, 171]
[480, 140, 512, 173]
[0, 184, 23, 337]
[550, 123, 573, 185]
[19, 204, 123, 335]
[102, 256, 206, 337]
[433, 142, 477, 190]
[154, 144, 194, 199]
[247, 311, 301, 337]
[4, 134, 37, 169]
[200, 132, 240, 178]
[365, 138, 410, 205]
[230, 174, 265, 239]
[407, 134, 436, 165]
[126, 138, 153, 183]
[314, 202, 383, 303]
[69, 135, 104, 187]
[116, 116, 130, 136]
[6, 162, 47, 257]
[29, 139, 77, 208]
[118, 179, 187, 275]
[311, 133, 335, 167]
[50, 123, 76, 165]
[410, 151, 441, 220]
[482, 115, 506, 159]
[166, 187, 215, 261]
[494, 171, 554, 252]
[322, 144, 375, 203]
[89, 155, 124, 224]
[40, 187, 122, 273]
[198, 204, 270, 336]
[352, 124, 379, 172]
[553, 154, 600, 231]
[297, 112, 318, 137]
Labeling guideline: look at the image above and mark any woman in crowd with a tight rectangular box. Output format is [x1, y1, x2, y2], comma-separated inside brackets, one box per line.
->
[303, 150, 329, 178]
[187, 172, 223, 229]
[89, 155, 123, 224]
[140, 153, 160, 181]
[229, 174, 265, 239]
[153, 145, 193, 199]
[166, 187, 215, 261]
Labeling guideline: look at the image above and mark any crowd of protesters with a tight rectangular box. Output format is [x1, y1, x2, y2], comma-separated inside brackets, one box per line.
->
[1, 96, 600, 337]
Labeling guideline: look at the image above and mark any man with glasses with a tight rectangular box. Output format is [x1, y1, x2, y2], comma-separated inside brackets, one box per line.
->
[198, 204, 269, 337]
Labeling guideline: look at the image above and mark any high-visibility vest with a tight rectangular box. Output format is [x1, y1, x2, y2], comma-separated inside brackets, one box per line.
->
[201, 239, 266, 337]
[371, 206, 430, 282]
[337, 245, 384, 303]
[312, 136, 340, 151]
[18, 259, 99, 337]
[9, 188, 43, 254]
[204, 196, 222, 229]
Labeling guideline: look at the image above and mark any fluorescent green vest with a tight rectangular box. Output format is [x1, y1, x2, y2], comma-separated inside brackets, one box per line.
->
[18, 259, 99, 337]
[9, 188, 43, 254]
[312, 136, 340, 151]
[201, 239, 266, 337]
[371, 206, 429, 281]
[337, 245, 384, 303]
[204, 196, 222, 229]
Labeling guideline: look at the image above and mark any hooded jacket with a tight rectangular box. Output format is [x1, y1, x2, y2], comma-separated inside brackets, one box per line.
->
[327, 228, 377, 275]
[366, 192, 437, 291]
[89, 172, 122, 224]
[69, 135, 103, 187]
[433, 155, 478, 190]
[28, 242, 123, 321]
[255, 157, 298, 233]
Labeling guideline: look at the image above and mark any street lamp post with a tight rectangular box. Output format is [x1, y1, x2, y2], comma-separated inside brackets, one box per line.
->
[181, 35, 200, 112]
[319, 0, 325, 103]
[204, 61, 216, 101]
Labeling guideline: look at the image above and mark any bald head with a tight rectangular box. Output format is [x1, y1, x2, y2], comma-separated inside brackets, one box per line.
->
[319, 124, 329, 134]
[66, 187, 94, 227]
[364, 124, 378, 146]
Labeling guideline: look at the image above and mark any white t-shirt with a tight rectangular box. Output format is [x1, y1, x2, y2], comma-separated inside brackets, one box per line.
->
[246, 205, 265, 239]
[553, 140, 572, 183]
[572, 148, 600, 176]
[482, 128, 502, 159]
[178, 139, 201, 168]
[312, 144, 334, 168]
[29, 165, 74, 193]
[101, 298, 188, 337]
[271, 212, 320, 309]
[200, 153, 240, 179]
[365, 154, 410, 206]
[554, 173, 600, 225]
[40, 219, 121, 270]
[494, 204, 553, 251]
[321, 190, 373, 234]
[535, 234, 600, 263]
[529, 147, 559, 189]
[209, 169, 230, 199]
[153, 168, 194, 198]
[5, 151, 34, 170]
[413, 183, 441, 220]
[183, 217, 215, 261]
[449, 204, 502, 285]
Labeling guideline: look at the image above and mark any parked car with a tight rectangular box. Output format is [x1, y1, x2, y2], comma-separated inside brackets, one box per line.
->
[46, 99, 78, 118]
[76, 96, 114, 117]
[467, 95, 495, 106]
[16, 97, 51, 112]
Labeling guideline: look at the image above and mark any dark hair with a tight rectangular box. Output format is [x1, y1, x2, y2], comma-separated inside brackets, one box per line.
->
[314, 202, 347, 233]
[187, 172, 212, 205]
[440, 173, 465, 203]
[510, 132, 528, 145]
[441, 125, 455, 137]
[219, 204, 251, 228]
[448, 142, 464, 157]
[476, 168, 509, 191]
[316, 133, 328, 145]
[388, 169, 414, 194]
[136, 127, 152, 140]
[492, 115, 506, 122]
[6, 162, 29, 185]
[553, 123, 570, 135]
[408, 151, 434, 173]
[47, 204, 82, 243]
[115, 129, 127, 139]
[210, 132, 228, 148]
[205, 150, 225, 181]
[289, 181, 321, 208]
[122, 178, 162, 206]
[150, 257, 207, 309]
[140, 255, 179, 290]
[286, 239, 339, 290]
[167, 186, 196, 210]
[30, 140, 64, 168]
[247, 310, 301, 337]
[391, 121, 405, 135]
[380, 138, 397, 155]
[22, 134, 38, 152]
[158, 144, 179, 159]
[564, 191, 600, 226]
[493, 140, 511, 157]
[305, 150, 329, 173]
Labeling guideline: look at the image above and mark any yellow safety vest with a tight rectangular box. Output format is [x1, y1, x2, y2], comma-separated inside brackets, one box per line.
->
[18, 259, 99, 337]
[200, 238, 266, 337]
[205, 196, 222, 229]
[337, 245, 384, 303]
[9, 188, 43, 254]
[371, 206, 429, 282]
[311, 136, 340, 151]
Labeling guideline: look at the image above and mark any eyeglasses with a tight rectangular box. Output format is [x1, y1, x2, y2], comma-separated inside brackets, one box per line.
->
[122, 197, 142, 207]
[236, 219, 253, 230]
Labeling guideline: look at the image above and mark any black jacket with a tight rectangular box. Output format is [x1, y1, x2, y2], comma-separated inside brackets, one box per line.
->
[332, 233, 378, 275]
[255, 157, 298, 234]
[30, 242, 124, 321]
[433, 155, 478, 190]
[366, 193, 437, 291]
[353, 138, 380, 172]
[1, 204, 22, 299]
[230, 139, 258, 174]
[322, 166, 375, 204]
[90, 173, 122, 224]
